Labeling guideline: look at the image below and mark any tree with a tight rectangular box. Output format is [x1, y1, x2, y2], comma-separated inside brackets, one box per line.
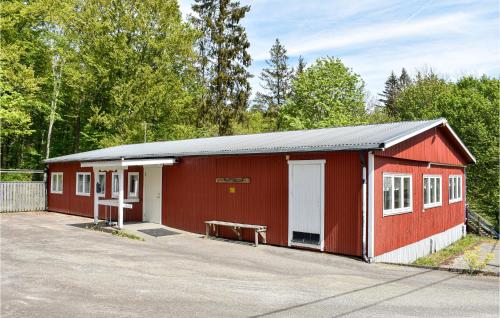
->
[399, 67, 412, 89]
[254, 39, 293, 126]
[0, 0, 53, 168]
[378, 71, 399, 116]
[295, 56, 306, 77]
[191, 0, 252, 136]
[278, 57, 366, 130]
[393, 73, 499, 227]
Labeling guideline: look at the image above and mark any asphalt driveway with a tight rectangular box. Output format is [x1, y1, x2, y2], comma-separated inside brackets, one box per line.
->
[1, 212, 498, 317]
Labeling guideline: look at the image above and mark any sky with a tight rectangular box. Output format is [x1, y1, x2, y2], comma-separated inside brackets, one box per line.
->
[178, 0, 500, 99]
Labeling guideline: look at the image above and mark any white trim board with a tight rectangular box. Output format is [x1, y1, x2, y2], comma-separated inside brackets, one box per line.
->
[81, 158, 176, 168]
[373, 223, 465, 264]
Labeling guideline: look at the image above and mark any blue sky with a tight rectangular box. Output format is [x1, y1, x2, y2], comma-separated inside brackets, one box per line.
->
[179, 0, 499, 99]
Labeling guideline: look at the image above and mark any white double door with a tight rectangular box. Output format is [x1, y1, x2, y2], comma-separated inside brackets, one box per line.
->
[288, 160, 325, 250]
[143, 166, 162, 224]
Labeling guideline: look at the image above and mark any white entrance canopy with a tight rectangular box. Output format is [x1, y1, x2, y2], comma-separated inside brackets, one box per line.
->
[81, 158, 176, 168]
[83, 158, 176, 229]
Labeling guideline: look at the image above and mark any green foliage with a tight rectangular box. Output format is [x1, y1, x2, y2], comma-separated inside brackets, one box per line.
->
[279, 57, 366, 130]
[191, 0, 252, 136]
[254, 39, 293, 126]
[391, 73, 499, 226]
[413, 234, 483, 267]
[463, 246, 495, 275]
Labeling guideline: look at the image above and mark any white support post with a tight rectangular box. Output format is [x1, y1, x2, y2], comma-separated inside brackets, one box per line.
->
[367, 152, 375, 260]
[93, 168, 99, 224]
[118, 168, 124, 229]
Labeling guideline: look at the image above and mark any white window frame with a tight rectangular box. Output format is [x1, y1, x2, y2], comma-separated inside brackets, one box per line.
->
[127, 172, 139, 198]
[449, 175, 463, 203]
[50, 172, 63, 194]
[96, 172, 106, 197]
[383, 173, 413, 216]
[75, 172, 91, 196]
[112, 172, 119, 198]
[423, 174, 442, 209]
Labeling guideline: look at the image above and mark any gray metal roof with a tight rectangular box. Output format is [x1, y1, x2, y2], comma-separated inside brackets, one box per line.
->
[45, 118, 471, 163]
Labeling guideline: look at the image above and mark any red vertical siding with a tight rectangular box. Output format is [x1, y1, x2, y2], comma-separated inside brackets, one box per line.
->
[376, 126, 468, 165]
[47, 162, 143, 222]
[163, 152, 362, 256]
[373, 156, 465, 256]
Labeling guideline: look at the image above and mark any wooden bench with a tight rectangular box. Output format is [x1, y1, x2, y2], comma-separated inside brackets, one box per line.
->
[204, 220, 267, 246]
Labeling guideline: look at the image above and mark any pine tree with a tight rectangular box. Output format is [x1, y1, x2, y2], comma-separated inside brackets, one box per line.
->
[399, 67, 412, 89]
[192, 0, 252, 136]
[296, 56, 306, 77]
[254, 39, 293, 124]
[379, 71, 400, 116]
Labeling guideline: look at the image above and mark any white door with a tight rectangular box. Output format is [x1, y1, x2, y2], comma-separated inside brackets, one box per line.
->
[143, 166, 162, 224]
[288, 160, 325, 250]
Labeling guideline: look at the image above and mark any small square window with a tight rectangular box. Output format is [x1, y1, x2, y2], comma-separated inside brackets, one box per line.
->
[383, 173, 413, 216]
[76, 172, 91, 196]
[51, 173, 63, 194]
[449, 175, 463, 203]
[423, 175, 442, 209]
[128, 172, 139, 198]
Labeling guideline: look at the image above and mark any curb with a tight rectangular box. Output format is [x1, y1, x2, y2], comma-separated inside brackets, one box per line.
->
[381, 262, 499, 277]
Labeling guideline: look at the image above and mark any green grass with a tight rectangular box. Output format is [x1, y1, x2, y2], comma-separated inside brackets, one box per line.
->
[84, 222, 144, 241]
[413, 234, 492, 267]
[111, 230, 144, 241]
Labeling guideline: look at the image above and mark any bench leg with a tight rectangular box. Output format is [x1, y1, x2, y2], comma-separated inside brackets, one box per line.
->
[255, 231, 259, 247]
[216, 224, 219, 237]
[205, 223, 209, 238]
[259, 231, 267, 244]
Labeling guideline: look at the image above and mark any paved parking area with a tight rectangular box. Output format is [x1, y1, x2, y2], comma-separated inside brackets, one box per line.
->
[1, 212, 499, 317]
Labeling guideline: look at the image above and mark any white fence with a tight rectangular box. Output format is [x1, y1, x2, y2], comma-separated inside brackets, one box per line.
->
[0, 182, 46, 212]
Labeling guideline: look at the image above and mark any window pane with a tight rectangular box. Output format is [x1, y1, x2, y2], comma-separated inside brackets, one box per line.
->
[394, 177, 401, 209]
[458, 177, 461, 198]
[448, 177, 453, 200]
[430, 178, 435, 203]
[58, 175, 62, 192]
[403, 177, 411, 208]
[129, 175, 137, 196]
[383, 177, 392, 210]
[84, 175, 90, 194]
[113, 175, 119, 193]
[78, 175, 83, 193]
[454, 177, 458, 200]
[97, 174, 105, 194]
[424, 178, 429, 204]
[436, 178, 441, 202]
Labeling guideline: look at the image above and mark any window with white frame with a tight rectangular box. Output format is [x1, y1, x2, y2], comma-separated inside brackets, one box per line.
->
[449, 175, 462, 203]
[96, 172, 106, 197]
[423, 175, 442, 209]
[128, 172, 139, 198]
[383, 173, 412, 216]
[76, 172, 91, 196]
[112, 172, 119, 198]
[50, 172, 63, 194]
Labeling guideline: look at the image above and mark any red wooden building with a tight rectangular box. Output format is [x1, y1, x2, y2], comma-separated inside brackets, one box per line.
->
[45, 118, 475, 263]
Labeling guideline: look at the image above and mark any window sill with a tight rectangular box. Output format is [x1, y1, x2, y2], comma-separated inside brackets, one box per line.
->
[51, 191, 63, 194]
[76, 193, 91, 197]
[383, 209, 412, 217]
[125, 198, 140, 203]
[449, 199, 462, 204]
[423, 203, 443, 211]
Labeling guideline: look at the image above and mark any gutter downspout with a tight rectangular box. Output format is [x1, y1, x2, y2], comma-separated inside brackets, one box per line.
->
[367, 152, 375, 262]
[359, 152, 368, 262]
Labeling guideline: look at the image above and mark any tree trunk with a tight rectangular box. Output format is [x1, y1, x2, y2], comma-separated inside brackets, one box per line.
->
[46, 54, 64, 159]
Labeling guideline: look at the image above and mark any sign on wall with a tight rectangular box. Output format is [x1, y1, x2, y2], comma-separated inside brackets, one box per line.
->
[215, 177, 250, 184]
